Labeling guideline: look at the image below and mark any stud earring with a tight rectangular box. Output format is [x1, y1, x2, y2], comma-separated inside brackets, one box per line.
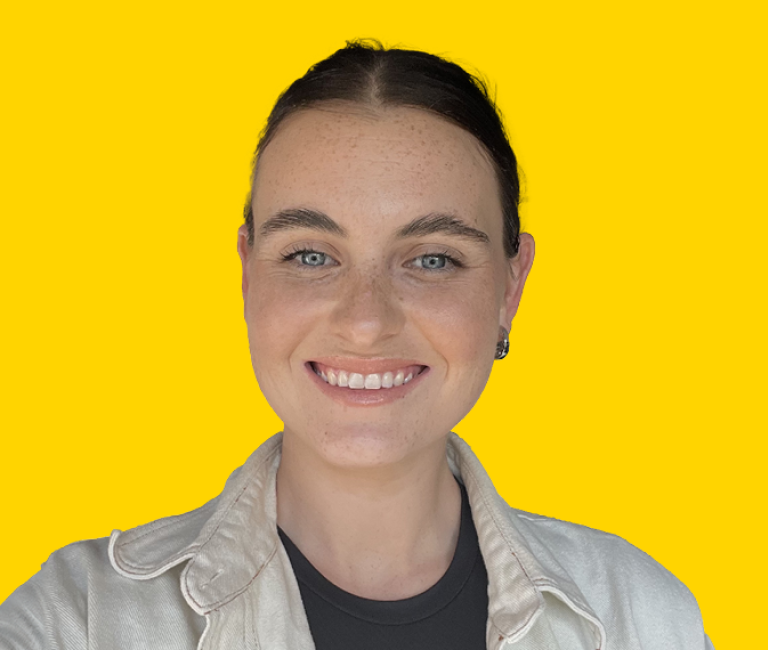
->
[495, 326, 509, 360]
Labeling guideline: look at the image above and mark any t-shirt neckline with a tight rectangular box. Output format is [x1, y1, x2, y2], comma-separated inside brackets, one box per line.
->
[277, 481, 480, 626]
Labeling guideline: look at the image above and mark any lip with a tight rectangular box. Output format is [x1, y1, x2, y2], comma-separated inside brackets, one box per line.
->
[304, 359, 430, 407]
[309, 357, 428, 375]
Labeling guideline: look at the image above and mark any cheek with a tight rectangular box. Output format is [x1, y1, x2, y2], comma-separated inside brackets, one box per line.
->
[405, 275, 500, 366]
[244, 272, 327, 374]
[399, 277, 498, 432]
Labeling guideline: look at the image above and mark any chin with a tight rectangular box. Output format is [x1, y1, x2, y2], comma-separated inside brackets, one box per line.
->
[293, 423, 438, 471]
[325, 431, 415, 468]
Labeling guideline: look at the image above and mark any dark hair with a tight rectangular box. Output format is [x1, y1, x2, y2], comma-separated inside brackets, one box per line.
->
[244, 40, 521, 257]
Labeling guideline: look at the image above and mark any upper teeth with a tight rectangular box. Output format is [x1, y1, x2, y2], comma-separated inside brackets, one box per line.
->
[315, 365, 418, 390]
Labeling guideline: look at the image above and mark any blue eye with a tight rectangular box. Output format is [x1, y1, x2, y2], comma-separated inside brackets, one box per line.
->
[412, 253, 461, 271]
[420, 254, 447, 269]
[281, 249, 335, 267]
[299, 251, 327, 266]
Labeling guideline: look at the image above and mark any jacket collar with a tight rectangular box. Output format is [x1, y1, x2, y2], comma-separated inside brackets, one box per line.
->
[109, 433, 605, 648]
[446, 436, 606, 649]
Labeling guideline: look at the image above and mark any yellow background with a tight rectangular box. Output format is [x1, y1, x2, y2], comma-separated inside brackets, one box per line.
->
[2, 1, 765, 646]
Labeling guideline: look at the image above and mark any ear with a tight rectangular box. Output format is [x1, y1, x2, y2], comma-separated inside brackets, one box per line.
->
[500, 233, 535, 327]
[237, 224, 252, 301]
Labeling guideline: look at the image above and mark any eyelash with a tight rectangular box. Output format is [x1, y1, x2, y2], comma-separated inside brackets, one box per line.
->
[409, 250, 464, 271]
[280, 248, 464, 271]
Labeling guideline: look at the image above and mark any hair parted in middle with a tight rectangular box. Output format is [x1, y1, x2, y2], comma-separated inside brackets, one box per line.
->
[244, 39, 523, 258]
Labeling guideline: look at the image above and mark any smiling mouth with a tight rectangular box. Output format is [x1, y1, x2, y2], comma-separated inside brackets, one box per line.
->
[309, 361, 429, 390]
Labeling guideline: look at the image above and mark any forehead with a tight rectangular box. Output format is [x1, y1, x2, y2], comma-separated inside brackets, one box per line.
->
[252, 106, 502, 232]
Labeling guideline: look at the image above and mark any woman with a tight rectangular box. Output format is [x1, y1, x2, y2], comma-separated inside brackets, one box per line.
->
[0, 41, 713, 650]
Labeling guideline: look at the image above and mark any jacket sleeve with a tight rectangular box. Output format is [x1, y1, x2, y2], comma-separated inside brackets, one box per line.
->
[512, 510, 715, 649]
[604, 534, 714, 650]
[573, 529, 714, 649]
[0, 544, 91, 650]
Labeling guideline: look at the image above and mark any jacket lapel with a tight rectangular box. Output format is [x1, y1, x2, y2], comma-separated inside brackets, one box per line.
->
[109, 432, 604, 650]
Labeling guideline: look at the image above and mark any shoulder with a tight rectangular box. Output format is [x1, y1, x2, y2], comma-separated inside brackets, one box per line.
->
[507, 508, 709, 647]
[0, 537, 193, 650]
[0, 538, 107, 649]
[511, 507, 682, 587]
[2, 537, 109, 603]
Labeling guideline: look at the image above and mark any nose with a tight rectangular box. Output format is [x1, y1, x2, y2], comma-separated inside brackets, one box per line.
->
[329, 269, 406, 348]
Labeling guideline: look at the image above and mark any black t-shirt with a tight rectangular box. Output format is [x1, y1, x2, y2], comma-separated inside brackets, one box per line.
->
[277, 482, 488, 650]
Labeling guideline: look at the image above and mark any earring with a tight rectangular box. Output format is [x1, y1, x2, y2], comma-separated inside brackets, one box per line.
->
[495, 326, 509, 360]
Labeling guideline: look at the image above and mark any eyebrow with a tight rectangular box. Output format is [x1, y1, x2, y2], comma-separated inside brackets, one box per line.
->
[259, 208, 347, 238]
[258, 208, 490, 245]
[395, 213, 490, 245]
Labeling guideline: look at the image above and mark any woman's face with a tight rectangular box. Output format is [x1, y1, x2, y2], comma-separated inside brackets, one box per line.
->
[239, 106, 534, 469]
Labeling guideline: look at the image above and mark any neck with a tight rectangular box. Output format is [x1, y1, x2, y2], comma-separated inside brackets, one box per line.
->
[275, 433, 461, 600]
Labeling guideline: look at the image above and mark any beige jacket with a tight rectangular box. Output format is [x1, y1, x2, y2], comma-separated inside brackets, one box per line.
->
[0, 433, 714, 649]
